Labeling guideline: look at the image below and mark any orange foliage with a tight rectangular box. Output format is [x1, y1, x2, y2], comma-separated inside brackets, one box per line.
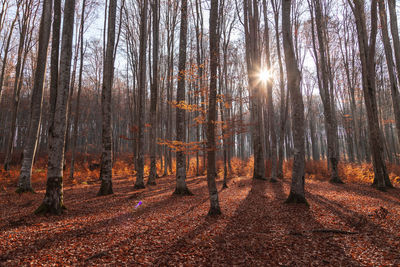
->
[1, 154, 399, 190]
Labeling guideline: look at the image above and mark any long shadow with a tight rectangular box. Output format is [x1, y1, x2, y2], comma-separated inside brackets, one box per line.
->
[2, 175, 206, 233]
[0, 178, 205, 263]
[310, 182, 400, 206]
[204, 178, 361, 266]
[84, 183, 228, 264]
[308, 193, 400, 259]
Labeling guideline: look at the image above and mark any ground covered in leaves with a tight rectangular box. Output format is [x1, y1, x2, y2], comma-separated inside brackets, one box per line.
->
[1, 171, 400, 266]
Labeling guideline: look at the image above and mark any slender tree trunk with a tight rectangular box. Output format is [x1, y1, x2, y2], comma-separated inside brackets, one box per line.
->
[98, 0, 118, 195]
[282, 0, 307, 204]
[36, 0, 75, 215]
[271, 0, 287, 179]
[206, 0, 221, 215]
[148, 0, 159, 185]
[4, 1, 32, 171]
[378, 0, 400, 148]
[70, 0, 87, 180]
[174, 0, 192, 195]
[263, 0, 277, 182]
[17, 0, 52, 193]
[0, 3, 19, 105]
[388, 0, 400, 89]
[350, 0, 392, 190]
[244, 0, 265, 180]
[134, 0, 148, 189]
[312, 0, 342, 184]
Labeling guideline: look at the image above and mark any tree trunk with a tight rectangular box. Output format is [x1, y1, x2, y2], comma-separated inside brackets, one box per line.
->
[388, 0, 400, 89]
[36, 0, 75, 215]
[350, 0, 393, 190]
[98, 0, 118, 195]
[3, 1, 32, 171]
[378, 0, 400, 149]
[206, 0, 221, 216]
[134, 0, 148, 189]
[244, 0, 265, 180]
[17, 0, 52, 193]
[282, 0, 307, 204]
[70, 0, 87, 180]
[312, 0, 342, 184]
[263, 0, 277, 182]
[174, 0, 192, 195]
[148, 0, 160, 185]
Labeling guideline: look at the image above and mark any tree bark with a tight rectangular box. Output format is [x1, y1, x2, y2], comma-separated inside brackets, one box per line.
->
[282, 0, 307, 204]
[388, 0, 400, 89]
[312, 0, 342, 184]
[36, 0, 75, 215]
[378, 0, 400, 148]
[349, 0, 393, 190]
[148, 0, 160, 185]
[70, 0, 87, 180]
[206, 0, 222, 215]
[134, 0, 148, 189]
[3, 0, 32, 171]
[244, 0, 265, 180]
[98, 0, 118, 195]
[263, 0, 277, 182]
[174, 0, 192, 195]
[17, 0, 52, 193]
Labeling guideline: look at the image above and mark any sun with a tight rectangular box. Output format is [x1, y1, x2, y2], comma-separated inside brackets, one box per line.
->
[258, 69, 271, 82]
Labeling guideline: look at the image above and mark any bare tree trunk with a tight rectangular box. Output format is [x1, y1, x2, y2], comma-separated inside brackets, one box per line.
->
[206, 0, 221, 216]
[4, 0, 33, 171]
[388, 0, 400, 89]
[349, 0, 393, 190]
[271, 0, 287, 179]
[35, 0, 75, 215]
[282, 0, 307, 204]
[378, 0, 400, 147]
[134, 0, 148, 189]
[148, 0, 159, 185]
[244, 0, 265, 180]
[17, 0, 52, 193]
[263, 0, 277, 182]
[312, 0, 342, 184]
[70, 0, 87, 180]
[98, 0, 118, 195]
[0, 3, 19, 105]
[174, 0, 192, 195]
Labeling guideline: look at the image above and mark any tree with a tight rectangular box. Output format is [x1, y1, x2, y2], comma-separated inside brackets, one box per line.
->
[70, 0, 87, 180]
[98, 0, 118, 195]
[349, 0, 393, 190]
[243, 0, 265, 180]
[263, 0, 277, 182]
[271, 0, 289, 179]
[174, 0, 192, 195]
[148, 0, 160, 185]
[282, 0, 307, 204]
[134, 0, 148, 189]
[378, 0, 400, 147]
[16, 0, 52, 193]
[3, 0, 35, 171]
[388, 0, 400, 89]
[0, 0, 20, 105]
[206, 0, 221, 216]
[310, 0, 343, 184]
[36, 0, 76, 214]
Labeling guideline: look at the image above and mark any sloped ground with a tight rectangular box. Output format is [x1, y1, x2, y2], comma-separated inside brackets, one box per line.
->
[0, 173, 399, 266]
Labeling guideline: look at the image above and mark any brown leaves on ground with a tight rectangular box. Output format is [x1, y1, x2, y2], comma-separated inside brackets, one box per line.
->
[1, 172, 400, 266]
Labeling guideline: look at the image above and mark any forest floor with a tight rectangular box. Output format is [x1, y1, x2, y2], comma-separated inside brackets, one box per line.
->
[1, 168, 400, 266]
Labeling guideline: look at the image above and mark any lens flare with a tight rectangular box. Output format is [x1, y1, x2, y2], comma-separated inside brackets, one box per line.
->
[259, 69, 270, 82]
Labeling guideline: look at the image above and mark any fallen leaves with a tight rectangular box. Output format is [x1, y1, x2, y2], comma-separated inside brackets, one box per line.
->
[0, 166, 400, 265]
